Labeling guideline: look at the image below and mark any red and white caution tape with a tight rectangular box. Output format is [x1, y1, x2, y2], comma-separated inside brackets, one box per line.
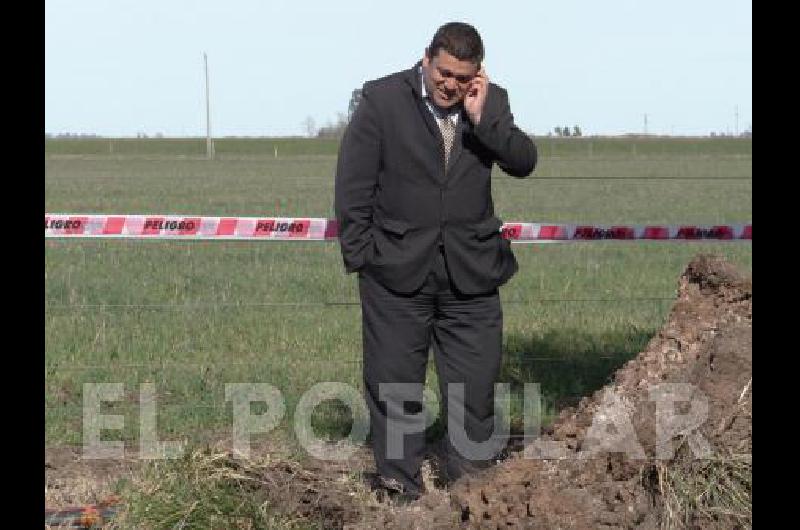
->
[499, 222, 751, 242]
[44, 214, 752, 242]
[44, 214, 335, 240]
[45, 496, 120, 528]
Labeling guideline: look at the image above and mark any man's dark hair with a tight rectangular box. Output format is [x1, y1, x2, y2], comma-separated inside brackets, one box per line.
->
[426, 22, 484, 65]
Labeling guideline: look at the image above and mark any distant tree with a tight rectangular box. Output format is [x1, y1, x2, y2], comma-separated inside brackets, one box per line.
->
[554, 126, 562, 136]
[572, 125, 582, 137]
[302, 116, 317, 138]
[562, 125, 571, 137]
[316, 112, 350, 139]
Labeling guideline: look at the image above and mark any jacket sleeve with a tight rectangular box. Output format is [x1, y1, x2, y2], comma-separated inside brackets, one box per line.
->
[471, 86, 537, 178]
[334, 85, 381, 273]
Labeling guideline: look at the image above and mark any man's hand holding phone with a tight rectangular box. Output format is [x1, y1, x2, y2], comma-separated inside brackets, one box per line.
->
[464, 67, 488, 125]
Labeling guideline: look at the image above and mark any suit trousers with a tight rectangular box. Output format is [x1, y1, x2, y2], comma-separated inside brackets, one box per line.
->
[358, 247, 504, 496]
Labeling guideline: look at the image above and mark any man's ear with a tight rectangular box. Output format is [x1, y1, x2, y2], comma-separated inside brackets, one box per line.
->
[422, 48, 430, 67]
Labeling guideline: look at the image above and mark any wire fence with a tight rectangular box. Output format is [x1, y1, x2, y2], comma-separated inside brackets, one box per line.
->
[47, 175, 753, 182]
[45, 144, 752, 451]
[44, 295, 676, 375]
[45, 349, 650, 372]
[44, 296, 675, 310]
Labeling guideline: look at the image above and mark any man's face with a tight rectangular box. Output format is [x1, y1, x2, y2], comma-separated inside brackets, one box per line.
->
[422, 49, 480, 109]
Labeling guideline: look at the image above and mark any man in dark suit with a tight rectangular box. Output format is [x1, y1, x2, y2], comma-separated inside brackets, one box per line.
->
[335, 22, 537, 501]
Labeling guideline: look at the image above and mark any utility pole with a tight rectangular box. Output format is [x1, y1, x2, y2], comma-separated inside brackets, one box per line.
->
[204, 52, 214, 160]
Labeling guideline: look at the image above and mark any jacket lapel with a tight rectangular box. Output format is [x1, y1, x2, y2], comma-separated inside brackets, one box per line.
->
[405, 63, 441, 142]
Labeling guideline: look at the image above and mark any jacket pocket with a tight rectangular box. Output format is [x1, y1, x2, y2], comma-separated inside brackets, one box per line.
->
[473, 216, 503, 240]
[373, 213, 411, 237]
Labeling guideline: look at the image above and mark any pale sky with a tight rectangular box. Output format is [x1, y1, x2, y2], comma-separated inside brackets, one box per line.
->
[45, 0, 752, 137]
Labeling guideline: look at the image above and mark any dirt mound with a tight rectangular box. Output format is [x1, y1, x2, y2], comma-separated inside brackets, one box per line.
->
[444, 254, 752, 529]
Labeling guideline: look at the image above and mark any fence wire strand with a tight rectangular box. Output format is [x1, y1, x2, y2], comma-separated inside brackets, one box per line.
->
[44, 297, 675, 311]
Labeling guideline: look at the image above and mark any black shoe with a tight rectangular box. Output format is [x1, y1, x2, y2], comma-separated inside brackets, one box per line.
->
[389, 491, 420, 506]
[365, 473, 420, 505]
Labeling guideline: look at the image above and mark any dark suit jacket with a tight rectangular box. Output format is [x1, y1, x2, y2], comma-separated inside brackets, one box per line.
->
[335, 62, 537, 295]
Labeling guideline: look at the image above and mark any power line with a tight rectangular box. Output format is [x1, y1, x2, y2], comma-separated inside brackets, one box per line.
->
[204, 52, 215, 160]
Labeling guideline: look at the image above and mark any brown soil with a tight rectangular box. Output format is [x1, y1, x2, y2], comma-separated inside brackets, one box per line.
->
[45, 446, 137, 509]
[442, 254, 752, 529]
[46, 254, 752, 529]
[230, 447, 374, 529]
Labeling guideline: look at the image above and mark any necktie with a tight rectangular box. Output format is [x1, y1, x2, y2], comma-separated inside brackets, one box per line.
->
[438, 116, 455, 167]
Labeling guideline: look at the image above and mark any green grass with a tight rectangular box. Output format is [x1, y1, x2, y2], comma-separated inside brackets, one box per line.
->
[45, 137, 342, 157]
[45, 136, 752, 158]
[45, 137, 752, 450]
[110, 448, 317, 529]
[654, 453, 752, 529]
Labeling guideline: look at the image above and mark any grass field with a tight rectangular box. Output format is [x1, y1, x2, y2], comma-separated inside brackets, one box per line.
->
[44, 137, 752, 450]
